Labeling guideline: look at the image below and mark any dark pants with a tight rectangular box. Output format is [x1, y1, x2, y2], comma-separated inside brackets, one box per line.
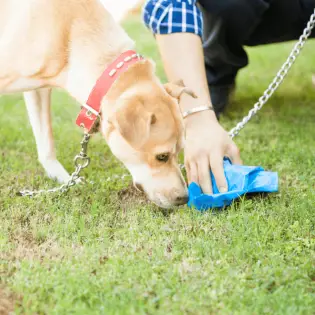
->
[198, 0, 315, 87]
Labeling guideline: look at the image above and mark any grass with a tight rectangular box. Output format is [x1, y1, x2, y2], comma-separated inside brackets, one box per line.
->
[0, 15, 315, 315]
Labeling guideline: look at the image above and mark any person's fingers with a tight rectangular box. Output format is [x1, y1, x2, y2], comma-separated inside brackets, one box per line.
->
[185, 162, 191, 184]
[197, 157, 213, 194]
[210, 153, 228, 193]
[187, 161, 198, 185]
[227, 143, 242, 165]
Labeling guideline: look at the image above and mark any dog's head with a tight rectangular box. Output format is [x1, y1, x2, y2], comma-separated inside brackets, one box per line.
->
[101, 59, 195, 208]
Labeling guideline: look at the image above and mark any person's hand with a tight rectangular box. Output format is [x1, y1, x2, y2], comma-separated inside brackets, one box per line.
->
[184, 111, 242, 194]
[154, 31, 242, 189]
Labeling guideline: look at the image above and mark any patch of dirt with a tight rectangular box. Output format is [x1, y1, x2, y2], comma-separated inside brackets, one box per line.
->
[117, 184, 147, 204]
[115, 184, 149, 211]
[1, 232, 65, 263]
[116, 184, 178, 214]
[0, 287, 21, 315]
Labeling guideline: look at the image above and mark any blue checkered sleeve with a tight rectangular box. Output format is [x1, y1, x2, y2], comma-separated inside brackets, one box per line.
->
[143, 0, 203, 38]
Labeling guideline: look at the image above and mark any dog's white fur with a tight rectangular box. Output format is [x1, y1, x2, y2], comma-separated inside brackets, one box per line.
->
[0, 0, 191, 208]
[99, 0, 144, 23]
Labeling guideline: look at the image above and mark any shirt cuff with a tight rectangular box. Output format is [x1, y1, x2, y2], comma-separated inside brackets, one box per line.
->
[143, 0, 203, 38]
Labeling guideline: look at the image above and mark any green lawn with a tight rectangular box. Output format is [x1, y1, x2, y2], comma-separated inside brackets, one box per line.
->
[0, 16, 315, 315]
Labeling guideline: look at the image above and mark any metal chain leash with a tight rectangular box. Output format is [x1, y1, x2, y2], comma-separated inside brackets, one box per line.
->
[19, 133, 91, 197]
[229, 8, 315, 139]
[19, 9, 315, 196]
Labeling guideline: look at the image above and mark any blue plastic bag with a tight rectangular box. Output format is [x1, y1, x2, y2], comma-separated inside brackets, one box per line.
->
[188, 159, 278, 210]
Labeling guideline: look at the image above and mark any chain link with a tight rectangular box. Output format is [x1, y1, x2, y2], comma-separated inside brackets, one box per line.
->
[228, 8, 315, 139]
[19, 133, 91, 197]
[19, 9, 315, 196]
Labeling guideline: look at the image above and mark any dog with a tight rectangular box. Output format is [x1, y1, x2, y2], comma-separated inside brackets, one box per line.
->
[0, 0, 195, 208]
[99, 0, 144, 23]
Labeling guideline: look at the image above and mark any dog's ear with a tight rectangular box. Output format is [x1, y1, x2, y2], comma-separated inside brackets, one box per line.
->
[164, 79, 197, 100]
[109, 101, 156, 149]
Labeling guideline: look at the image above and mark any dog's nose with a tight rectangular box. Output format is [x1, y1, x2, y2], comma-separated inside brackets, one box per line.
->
[175, 195, 189, 205]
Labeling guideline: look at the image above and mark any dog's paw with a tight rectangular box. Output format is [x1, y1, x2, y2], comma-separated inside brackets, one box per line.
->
[40, 159, 70, 183]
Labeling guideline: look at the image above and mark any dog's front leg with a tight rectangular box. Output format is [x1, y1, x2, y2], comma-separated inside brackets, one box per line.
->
[24, 88, 70, 183]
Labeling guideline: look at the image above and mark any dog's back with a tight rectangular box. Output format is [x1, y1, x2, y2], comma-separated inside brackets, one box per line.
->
[0, 0, 132, 92]
[0, 0, 69, 82]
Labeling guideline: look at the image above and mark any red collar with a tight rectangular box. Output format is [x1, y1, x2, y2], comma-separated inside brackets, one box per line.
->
[76, 50, 143, 133]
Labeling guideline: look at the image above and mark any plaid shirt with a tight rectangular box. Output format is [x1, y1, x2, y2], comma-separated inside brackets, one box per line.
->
[143, 0, 203, 37]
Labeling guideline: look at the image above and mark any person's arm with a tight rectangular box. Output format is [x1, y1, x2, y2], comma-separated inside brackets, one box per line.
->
[157, 33, 241, 193]
[143, 0, 241, 194]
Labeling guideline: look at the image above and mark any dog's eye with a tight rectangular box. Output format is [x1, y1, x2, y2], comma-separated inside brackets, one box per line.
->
[156, 153, 170, 163]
